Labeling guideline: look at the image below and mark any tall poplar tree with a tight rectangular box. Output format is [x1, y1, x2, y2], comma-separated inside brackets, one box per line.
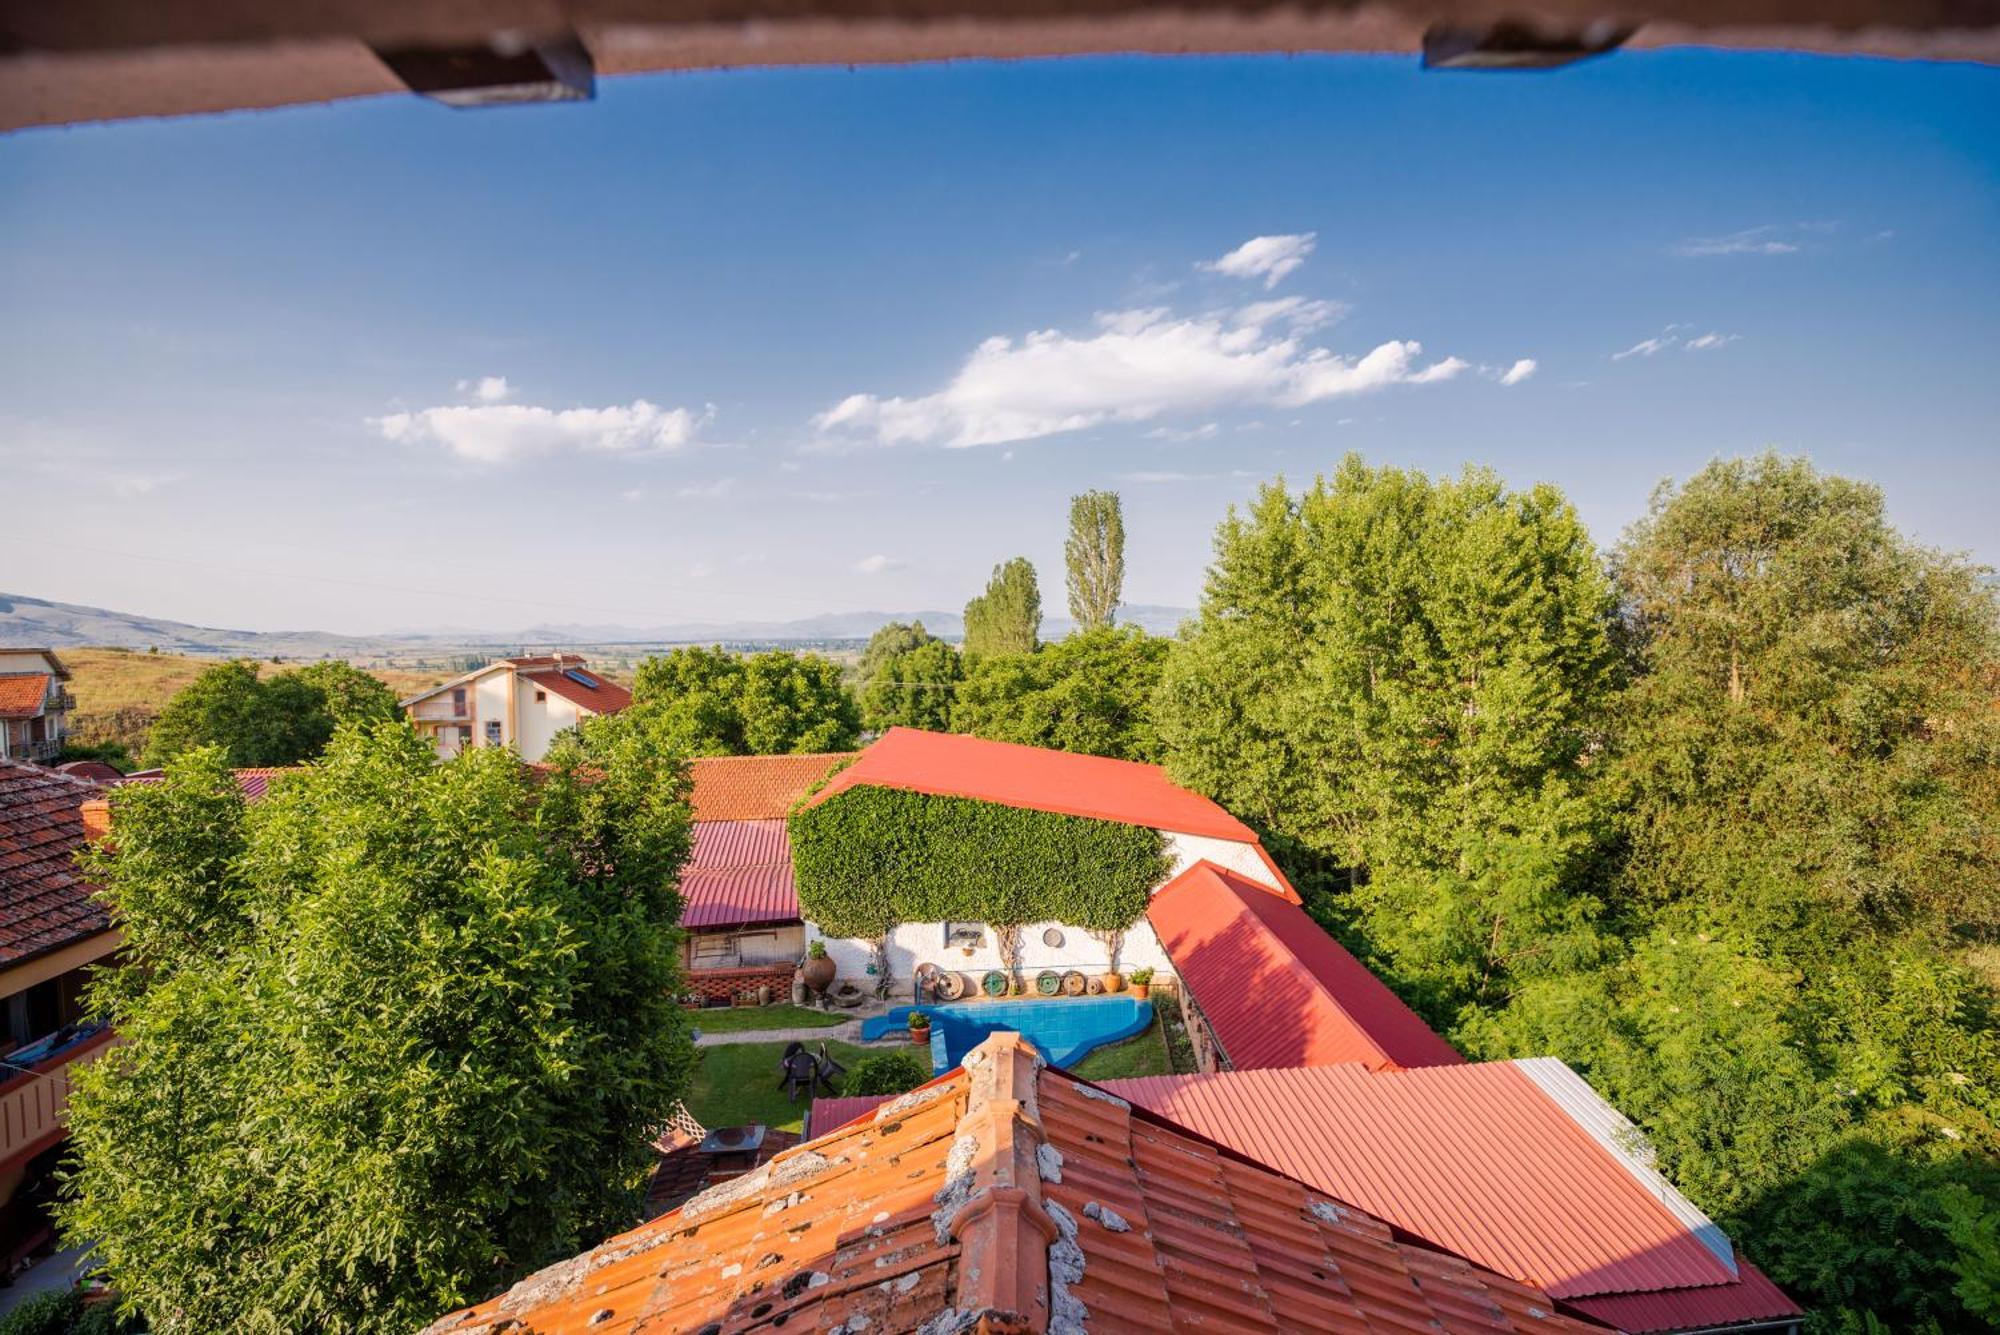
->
[1065, 490, 1126, 630]
[962, 557, 1043, 657]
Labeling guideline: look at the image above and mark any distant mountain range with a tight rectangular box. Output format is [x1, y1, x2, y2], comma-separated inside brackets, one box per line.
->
[1, 592, 1194, 660]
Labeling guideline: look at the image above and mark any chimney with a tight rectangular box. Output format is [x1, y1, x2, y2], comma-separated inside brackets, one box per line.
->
[79, 797, 113, 845]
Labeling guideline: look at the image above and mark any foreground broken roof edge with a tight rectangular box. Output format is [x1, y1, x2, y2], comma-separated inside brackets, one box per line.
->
[423, 1030, 1611, 1334]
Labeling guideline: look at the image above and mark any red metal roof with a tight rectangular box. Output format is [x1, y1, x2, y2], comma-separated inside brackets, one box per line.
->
[519, 667, 632, 716]
[0, 674, 52, 720]
[0, 760, 112, 965]
[1566, 1261, 1801, 1333]
[423, 1032, 1604, 1335]
[805, 726, 1261, 841]
[119, 767, 296, 804]
[1147, 860, 1465, 1072]
[679, 818, 801, 930]
[688, 751, 854, 821]
[1108, 1061, 1740, 1300]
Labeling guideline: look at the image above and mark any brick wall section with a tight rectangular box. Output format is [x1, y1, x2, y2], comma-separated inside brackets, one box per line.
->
[685, 964, 796, 1005]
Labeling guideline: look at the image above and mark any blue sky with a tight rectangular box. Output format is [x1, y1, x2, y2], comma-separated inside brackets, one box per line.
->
[2, 50, 1995, 634]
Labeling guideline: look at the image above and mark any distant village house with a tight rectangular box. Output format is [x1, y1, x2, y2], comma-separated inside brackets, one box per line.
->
[400, 654, 631, 763]
[0, 650, 72, 765]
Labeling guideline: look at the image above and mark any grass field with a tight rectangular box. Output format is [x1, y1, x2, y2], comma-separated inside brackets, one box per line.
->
[684, 1040, 875, 1134]
[1067, 1006, 1175, 1081]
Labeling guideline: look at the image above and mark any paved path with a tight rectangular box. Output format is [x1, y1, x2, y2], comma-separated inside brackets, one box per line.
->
[693, 1022, 870, 1047]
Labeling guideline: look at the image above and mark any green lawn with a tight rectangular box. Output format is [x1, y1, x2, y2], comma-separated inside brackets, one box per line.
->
[684, 1040, 875, 1134]
[685, 1003, 847, 1033]
[1067, 1009, 1174, 1081]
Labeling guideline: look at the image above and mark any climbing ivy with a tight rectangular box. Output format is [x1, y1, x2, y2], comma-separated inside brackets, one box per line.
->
[788, 786, 1169, 938]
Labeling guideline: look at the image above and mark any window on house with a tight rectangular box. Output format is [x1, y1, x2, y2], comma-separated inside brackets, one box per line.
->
[451, 686, 467, 712]
[535, 689, 546, 702]
[484, 720, 503, 745]
[456, 725, 471, 745]
[944, 922, 984, 948]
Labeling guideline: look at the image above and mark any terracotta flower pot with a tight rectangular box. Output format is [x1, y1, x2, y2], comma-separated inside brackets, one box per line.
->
[1131, 982, 1151, 1001]
[909, 1022, 932, 1046]
[802, 953, 836, 993]
[1100, 972, 1126, 994]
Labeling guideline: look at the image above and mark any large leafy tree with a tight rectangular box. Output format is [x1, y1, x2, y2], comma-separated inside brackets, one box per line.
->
[63, 725, 696, 1334]
[1155, 456, 1620, 1020]
[954, 625, 1167, 761]
[962, 557, 1042, 657]
[144, 658, 384, 767]
[856, 620, 935, 688]
[861, 637, 962, 732]
[1473, 454, 2000, 1330]
[1065, 490, 1126, 631]
[628, 645, 859, 755]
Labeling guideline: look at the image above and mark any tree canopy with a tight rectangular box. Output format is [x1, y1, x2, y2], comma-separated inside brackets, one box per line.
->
[144, 658, 402, 768]
[953, 625, 1167, 762]
[1065, 490, 1126, 631]
[62, 724, 697, 1333]
[861, 636, 962, 733]
[962, 557, 1042, 657]
[628, 646, 860, 755]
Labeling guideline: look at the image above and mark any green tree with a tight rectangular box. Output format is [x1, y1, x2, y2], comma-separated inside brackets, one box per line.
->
[1065, 490, 1126, 631]
[1470, 454, 2000, 1330]
[62, 727, 696, 1334]
[739, 650, 863, 753]
[962, 557, 1042, 657]
[954, 625, 1167, 761]
[857, 620, 935, 688]
[1156, 456, 1619, 1019]
[289, 660, 403, 730]
[143, 659, 316, 767]
[862, 637, 962, 732]
[627, 645, 858, 754]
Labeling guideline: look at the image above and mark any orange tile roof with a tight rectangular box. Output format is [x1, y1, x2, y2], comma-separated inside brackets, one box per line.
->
[0, 674, 53, 720]
[1147, 860, 1465, 1072]
[0, 759, 112, 965]
[521, 668, 633, 717]
[423, 1033, 1605, 1335]
[806, 727, 1261, 842]
[688, 752, 855, 821]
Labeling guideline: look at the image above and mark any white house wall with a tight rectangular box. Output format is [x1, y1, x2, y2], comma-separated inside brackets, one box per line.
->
[473, 671, 510, 749]
[807, 917, 1177, 992]
[1162, 830, 1282, 892]
[514, 679, 581, 762]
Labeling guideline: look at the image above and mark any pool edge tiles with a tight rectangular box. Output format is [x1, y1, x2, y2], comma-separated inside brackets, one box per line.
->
[860, 996, 1154, 1073]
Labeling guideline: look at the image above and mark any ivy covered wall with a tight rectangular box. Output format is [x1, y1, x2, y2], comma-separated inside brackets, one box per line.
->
[788, 786, 1170, 938]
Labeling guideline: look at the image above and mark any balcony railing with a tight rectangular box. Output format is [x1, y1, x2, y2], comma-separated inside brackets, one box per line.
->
[0, 1025, 117, 1170]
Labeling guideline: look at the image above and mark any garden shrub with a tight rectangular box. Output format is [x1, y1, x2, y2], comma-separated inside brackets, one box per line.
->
[844, 1051, 930, 1097]
[789, 787, 1169, 938]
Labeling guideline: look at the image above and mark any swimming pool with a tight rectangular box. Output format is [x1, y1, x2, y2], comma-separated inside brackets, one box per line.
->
[860, 995, 1154, 1073]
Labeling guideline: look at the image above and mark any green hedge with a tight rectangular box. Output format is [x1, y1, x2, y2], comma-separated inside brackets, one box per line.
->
[788, 786, 1169, 937]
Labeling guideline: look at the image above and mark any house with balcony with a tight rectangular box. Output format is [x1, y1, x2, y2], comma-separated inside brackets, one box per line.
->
[0, 761, 119, 1276]
[0, 650, 74, 765]
[400, 654, 631, 762]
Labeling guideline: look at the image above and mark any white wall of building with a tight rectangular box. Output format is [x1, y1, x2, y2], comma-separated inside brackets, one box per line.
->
[1164, 830, 1283, 892]
[473, 670, 510, 750]
[514, 678, 582, 761]
[0, 651, 61, 675]
[807, 916, 1176, 991]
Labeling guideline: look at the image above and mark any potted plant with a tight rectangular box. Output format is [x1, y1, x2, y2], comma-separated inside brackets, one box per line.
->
[1100, 969, 1126, 994]
[908, 1011, 932, 1046]
[1129, 967, 1154, 1000]
[801, 940, 836, 995]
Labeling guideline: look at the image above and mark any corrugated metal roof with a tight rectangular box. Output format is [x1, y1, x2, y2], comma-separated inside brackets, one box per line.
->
[679, 818, 801, 930]
[119, 767, 296, 804]
[806, 725, 1262, 841]
[1146, 859, 1465, 1072]
[688, 752, 854, 821]
[1567, 1261, 1801, 1333]
[423, 1032, 1604, 1335]
[1104, 1060, 1790, 1322]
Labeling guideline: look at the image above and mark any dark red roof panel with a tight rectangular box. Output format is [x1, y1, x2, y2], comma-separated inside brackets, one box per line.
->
[0, 760, 111, 964]
[1567, 1260, 1801, 1332]
[806, 726, 1260, 841]
[1147, 860, 1465, 1072]
[679, 819, 801, 929]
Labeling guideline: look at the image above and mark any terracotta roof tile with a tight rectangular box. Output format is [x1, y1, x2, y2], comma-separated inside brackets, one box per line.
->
[1147, 860, 1465, 1072]
[806, 727, 1260, 842]
[520, 668, 633, 716]
[688, 752, 855, 822]
[0, 759, 112, 965]
[423, 1033, 1606, 1335]
[0, 674, 53, 720]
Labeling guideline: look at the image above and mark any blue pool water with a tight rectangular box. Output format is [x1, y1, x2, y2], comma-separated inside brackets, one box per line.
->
[860, 996, 1154, 1073]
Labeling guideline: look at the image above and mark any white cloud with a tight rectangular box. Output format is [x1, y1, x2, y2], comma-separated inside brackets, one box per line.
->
[1684, 332, 1740, 351]
[374, 398, 709, 465]
[1122, 470, 1206, 483]
[855, 554, 904, 574]
[1673, 225, 1806, 257]
[1612, 325, 1689, 360]
[1497, 358, 1538, 386]
[1200, 233, 1317, 289]
[1234, 295, 1347, 333]
[675, 477, 735, 499]
[1144, 422, 1220, 442]
[813, 304, 1482, 450]
[456, 375, 514, 403]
